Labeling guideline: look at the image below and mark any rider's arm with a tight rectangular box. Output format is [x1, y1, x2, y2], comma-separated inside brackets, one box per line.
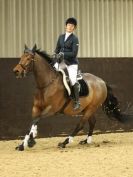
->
[63, 36, 79, 58]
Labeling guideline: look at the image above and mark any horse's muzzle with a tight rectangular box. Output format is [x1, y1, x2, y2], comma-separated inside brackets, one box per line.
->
[13, 69, 25, 78]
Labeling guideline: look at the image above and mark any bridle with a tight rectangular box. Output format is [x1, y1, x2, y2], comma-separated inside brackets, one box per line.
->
[18, 51, 35, 74]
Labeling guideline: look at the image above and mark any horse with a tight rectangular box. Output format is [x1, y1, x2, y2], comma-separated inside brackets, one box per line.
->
[13, 44, 125, 151]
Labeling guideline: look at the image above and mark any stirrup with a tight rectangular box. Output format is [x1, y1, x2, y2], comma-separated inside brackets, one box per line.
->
[73, 101, 80, 110]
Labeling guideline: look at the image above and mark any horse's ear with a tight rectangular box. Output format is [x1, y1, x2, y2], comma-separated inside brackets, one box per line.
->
[25, 44, 28, 50]
[32, 44, 37, 52]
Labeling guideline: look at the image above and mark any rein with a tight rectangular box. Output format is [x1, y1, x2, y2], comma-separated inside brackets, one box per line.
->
[36, 71, 59, 90]
[31, 54, 59, 90]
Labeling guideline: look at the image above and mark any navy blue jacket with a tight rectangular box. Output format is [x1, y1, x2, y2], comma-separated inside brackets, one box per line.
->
[54, 33, 79, 65]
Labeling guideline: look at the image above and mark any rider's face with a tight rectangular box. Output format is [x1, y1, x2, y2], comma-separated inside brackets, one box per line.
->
[65, 23, 76, 33]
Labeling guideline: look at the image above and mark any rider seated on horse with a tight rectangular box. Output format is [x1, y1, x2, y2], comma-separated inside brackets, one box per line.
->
[53, 17, 80, 110]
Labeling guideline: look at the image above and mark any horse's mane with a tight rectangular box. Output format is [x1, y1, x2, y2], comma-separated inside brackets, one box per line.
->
[35, 49, 54, 64]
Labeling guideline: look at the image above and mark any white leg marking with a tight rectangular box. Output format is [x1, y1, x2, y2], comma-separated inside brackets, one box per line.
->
[68, 136, 74, 143]
[23, 135, 30, 148]
[87, 136, 92, 144]
[30, 125, 38, 138]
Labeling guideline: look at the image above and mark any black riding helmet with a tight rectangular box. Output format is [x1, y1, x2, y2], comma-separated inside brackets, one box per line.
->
[65, 17, 77, 27]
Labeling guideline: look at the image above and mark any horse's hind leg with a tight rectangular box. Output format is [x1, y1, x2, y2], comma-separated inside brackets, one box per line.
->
[79, 115, 96, 145]
[58, 118, 87, 148]
[58, 107, 97, 148]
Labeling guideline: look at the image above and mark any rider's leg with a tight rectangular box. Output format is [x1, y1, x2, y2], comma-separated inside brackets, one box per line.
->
[72, 82, 80, 110]
[67, 64, 80, 110]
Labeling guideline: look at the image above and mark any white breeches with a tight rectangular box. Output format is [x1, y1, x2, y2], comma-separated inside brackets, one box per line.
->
[67, 64, 78, 85]
[54, 62, 78, 86]
[54, 62, 59, 70]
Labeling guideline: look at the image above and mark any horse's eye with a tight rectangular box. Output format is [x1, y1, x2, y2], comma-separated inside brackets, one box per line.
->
[28, 58, 31, 62]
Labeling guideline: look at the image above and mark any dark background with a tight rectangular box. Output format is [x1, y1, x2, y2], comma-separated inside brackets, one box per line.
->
[0, 58, 133, 139]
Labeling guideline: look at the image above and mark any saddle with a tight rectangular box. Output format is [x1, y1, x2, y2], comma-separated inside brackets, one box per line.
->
[57, 62, 89, 97]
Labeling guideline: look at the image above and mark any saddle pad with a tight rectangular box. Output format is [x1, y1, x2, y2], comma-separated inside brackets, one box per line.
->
[78, 79, 89, 97]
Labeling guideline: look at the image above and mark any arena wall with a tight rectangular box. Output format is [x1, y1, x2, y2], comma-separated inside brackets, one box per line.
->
[0, 58, 133, 139]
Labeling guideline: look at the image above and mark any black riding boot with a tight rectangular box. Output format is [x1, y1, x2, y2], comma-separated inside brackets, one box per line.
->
[72, 83, 80, 110]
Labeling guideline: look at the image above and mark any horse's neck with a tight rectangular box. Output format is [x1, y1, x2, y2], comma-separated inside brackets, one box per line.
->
[33, 54, 55, 88]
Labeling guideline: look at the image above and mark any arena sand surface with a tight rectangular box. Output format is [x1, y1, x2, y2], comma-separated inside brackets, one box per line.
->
[0, 132, 132, 177]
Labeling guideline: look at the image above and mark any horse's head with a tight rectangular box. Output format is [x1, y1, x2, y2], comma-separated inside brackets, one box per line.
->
[13, 44, 37, 78]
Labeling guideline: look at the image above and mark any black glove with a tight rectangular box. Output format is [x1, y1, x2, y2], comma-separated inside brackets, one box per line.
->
[56, 52, 64, 63]
[52, 52, 64, 63]
[52, 52, 56, 57]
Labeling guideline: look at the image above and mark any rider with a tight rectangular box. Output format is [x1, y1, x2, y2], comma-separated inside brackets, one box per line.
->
[54, 17, 80, 110]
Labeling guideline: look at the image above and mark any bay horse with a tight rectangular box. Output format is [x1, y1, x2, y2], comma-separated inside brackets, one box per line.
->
[13, 44, 124, 151]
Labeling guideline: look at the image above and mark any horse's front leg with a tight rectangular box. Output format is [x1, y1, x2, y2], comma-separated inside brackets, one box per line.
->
[15, 117, 40, 151]
[27, 118, 40, 148]
[16, 106, 41, 151]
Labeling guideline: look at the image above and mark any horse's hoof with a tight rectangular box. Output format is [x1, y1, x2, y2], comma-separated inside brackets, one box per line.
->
[15, 144, 24, 151]
[28, 139, 36, 148]
[79, 139, 87, 145]
[58, 142, 66, 148]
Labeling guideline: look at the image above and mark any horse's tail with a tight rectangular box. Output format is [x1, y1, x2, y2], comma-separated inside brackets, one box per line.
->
[102, 84, 124, 122]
